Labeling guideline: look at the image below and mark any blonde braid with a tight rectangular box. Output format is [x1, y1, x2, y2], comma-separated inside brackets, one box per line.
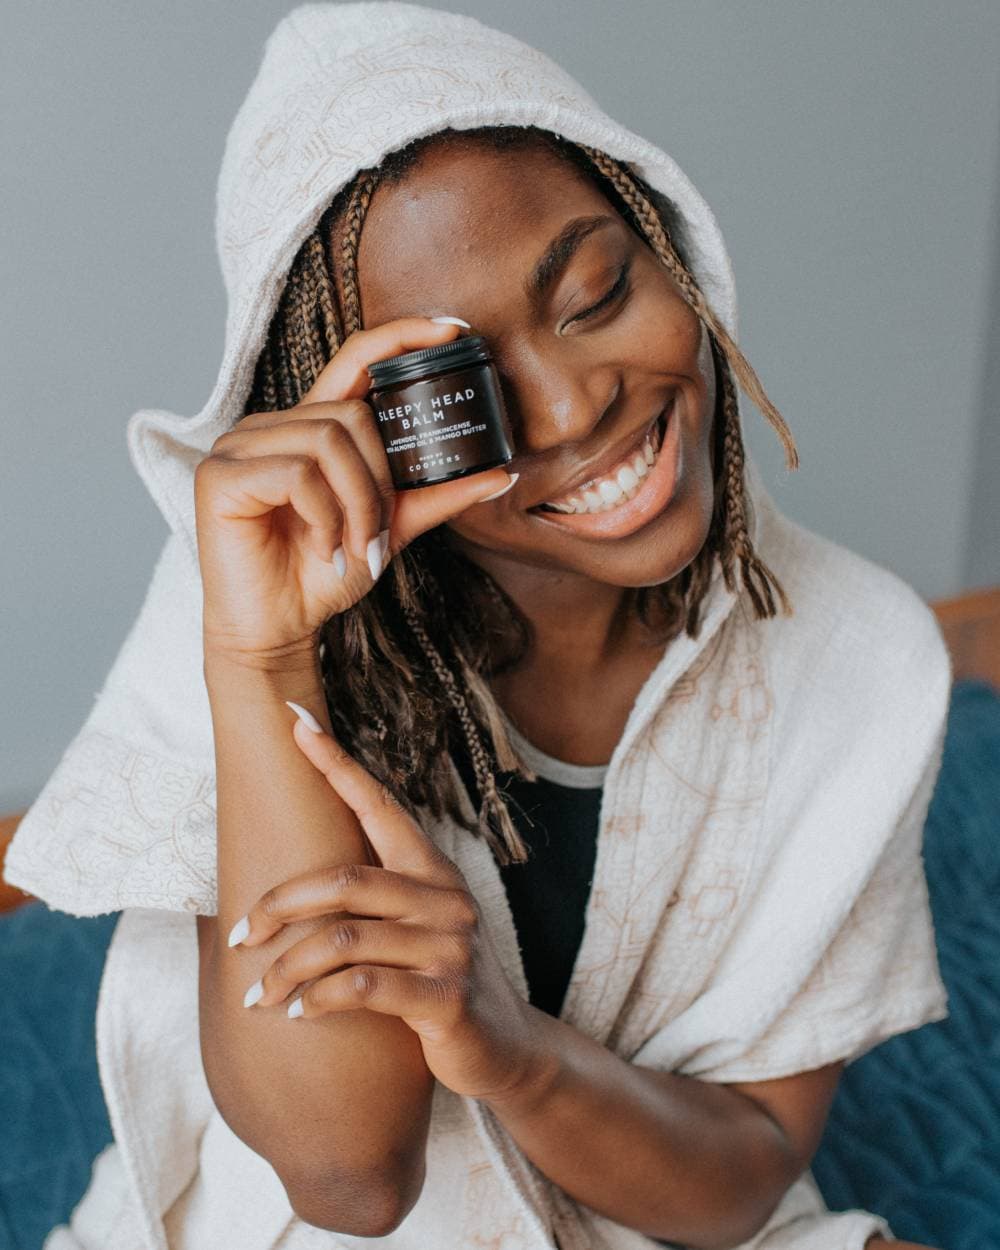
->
[339, 171, 379, 333]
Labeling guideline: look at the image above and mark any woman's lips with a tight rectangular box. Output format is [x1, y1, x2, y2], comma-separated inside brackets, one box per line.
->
[526, 400, 682, 540]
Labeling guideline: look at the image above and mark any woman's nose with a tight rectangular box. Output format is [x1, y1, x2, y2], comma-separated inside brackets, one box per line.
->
[502, 362, 620, 456]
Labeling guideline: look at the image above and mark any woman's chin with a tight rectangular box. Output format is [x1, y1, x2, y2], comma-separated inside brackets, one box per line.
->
[586, 491, 715, 588]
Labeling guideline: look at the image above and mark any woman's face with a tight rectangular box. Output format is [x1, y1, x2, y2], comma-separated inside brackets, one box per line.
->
[355, 138, 718, 592]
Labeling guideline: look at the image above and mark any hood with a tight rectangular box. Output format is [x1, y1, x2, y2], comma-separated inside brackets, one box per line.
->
[3, 0, 789, 924]
[126, 0, 779, 578]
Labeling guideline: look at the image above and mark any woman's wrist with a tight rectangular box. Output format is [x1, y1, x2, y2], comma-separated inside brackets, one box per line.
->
[203, 632, 321, 678]
[204, 637, 331, 729]
[478, 1004, 564, 1116]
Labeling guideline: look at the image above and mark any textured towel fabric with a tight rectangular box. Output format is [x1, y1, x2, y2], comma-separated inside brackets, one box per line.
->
[2, 4, 954, 1248]
[811, 678, 1000, 1250]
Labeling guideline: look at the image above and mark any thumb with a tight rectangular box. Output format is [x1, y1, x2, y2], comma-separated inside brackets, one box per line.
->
[390, 469, 519, 549]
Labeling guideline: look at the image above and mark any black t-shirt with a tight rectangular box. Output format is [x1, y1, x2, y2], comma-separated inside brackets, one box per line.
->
[451, 728, 605, 1018]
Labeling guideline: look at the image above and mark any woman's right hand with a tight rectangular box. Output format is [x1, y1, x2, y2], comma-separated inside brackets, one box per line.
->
[194, 317, 516, 667]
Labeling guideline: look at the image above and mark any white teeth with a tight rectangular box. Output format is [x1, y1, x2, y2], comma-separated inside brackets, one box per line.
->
[582, 488, 603, 511]
[540, 412, 667, 515]
[616, 464, 639, 495]
[597, 478, 624, 505]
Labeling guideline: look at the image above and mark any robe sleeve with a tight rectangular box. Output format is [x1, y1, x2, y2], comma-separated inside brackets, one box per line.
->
[2, 531, 220, 917]
[629, 588, 953, 1085]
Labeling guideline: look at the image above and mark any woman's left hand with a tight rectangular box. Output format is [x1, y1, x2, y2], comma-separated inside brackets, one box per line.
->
[228, 702, 547, 1104]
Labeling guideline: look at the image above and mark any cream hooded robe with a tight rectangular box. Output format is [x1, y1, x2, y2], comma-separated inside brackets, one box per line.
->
[3, 4, 954, 1248]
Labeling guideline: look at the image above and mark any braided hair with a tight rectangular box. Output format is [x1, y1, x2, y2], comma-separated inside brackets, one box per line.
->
[240, 125, 798, 866]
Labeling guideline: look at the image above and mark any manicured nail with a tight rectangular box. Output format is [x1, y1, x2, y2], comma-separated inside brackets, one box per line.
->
[287, 998, 304, 1018]
[430, 315, 471, 328]
[331, 545, 347, 578]
[366, 532, 386, 580]
[379, 527, 391, 563]
[477, 472, 519, 502]
[285, 700, 323, 734]
[243, 978, 264, 1008]
[227, 914, 250, 948]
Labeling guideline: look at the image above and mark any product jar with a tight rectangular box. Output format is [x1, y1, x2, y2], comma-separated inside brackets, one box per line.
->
[366, 334, 515, 489]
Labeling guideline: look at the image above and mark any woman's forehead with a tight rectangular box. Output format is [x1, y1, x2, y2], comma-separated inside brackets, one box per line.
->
[354, 140, 620, 322]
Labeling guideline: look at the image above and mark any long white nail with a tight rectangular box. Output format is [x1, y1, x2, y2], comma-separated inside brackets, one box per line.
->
[227, 914, 250, 947]
[288, 998, 304, 1018]
[285, 700, 323, 733]
[331, 545, 347, 578]
[477, 472, 519, 502]
[366, 532, 385, 580]
[243, 978, 264, 1008]
[430, 315, 471, 328]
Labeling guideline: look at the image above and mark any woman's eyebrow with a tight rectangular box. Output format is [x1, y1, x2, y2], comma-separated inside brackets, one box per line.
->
[525, 214, 619, 307]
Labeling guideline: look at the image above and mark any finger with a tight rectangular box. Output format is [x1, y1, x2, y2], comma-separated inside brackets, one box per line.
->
[389, 467, 519, 552]
[288, 711, 461, 883]
[228, 861, 461, 948]
[198, 452, 345, 564]
[245, 918, 445, 1009]
[299, 317, 468, 406]
[209, 418, 386, 570]
[214, 400, 397, 570]
[287, 964, 462, 1024]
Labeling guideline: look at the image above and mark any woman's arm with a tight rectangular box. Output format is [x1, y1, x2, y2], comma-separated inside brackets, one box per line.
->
[197, 644, 434, 1237]
[189, 315, 513, 1236]
[483, 1021, 844, 1250]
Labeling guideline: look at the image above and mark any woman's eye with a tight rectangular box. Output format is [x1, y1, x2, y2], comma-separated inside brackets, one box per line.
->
[567, 259, 633, 326]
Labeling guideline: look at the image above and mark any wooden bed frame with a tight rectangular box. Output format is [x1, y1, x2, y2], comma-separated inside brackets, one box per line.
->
[2, 586, 998, 914]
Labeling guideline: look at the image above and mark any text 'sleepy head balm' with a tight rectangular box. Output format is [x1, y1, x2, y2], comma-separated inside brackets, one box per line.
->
[366, 334, 515, 489]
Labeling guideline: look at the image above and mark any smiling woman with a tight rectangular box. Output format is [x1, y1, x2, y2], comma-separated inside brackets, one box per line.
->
[2, 5, 952, 1250]
[248, 122, 799, 854]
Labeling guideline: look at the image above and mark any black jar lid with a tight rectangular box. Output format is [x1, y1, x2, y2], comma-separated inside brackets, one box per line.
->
[367, 334, 491, 389]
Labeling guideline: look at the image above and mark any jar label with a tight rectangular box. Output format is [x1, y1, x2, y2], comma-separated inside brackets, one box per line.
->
[371, 366, 514, 489]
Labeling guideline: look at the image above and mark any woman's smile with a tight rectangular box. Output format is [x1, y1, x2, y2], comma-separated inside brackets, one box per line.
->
[524, 394, 681, 540]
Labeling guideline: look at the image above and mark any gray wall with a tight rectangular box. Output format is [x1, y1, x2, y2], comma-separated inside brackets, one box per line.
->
[3, 1, 999, 812]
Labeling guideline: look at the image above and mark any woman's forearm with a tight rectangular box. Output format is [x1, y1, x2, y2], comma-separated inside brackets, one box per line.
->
[199, 644, 434, 1237]
[482, 1009, 799, 1250]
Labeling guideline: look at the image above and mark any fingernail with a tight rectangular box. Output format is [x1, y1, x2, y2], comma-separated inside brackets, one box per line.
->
[227, 914, 250, 948]
[243, 978, 264, 1008]
[287, 998, 305, 1019]
[366, 532, 385, 580]
[477, 472, 519, 502]
[331, 545, 347, 578]
[379, 527, 391, 563]
[285, 700, 323, 734]
[430, 315, 471, 328]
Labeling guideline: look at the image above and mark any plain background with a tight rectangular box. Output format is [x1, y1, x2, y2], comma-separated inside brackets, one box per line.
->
[2, 1, 999, 813]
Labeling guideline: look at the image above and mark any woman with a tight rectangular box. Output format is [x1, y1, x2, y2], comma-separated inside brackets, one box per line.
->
[4, 4, 951, 1248]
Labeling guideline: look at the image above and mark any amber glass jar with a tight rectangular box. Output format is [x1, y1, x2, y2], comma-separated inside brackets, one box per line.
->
[366, 334, 515, 489]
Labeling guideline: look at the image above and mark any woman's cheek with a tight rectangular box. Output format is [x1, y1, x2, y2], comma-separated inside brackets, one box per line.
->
[620, 286, 702, 375]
